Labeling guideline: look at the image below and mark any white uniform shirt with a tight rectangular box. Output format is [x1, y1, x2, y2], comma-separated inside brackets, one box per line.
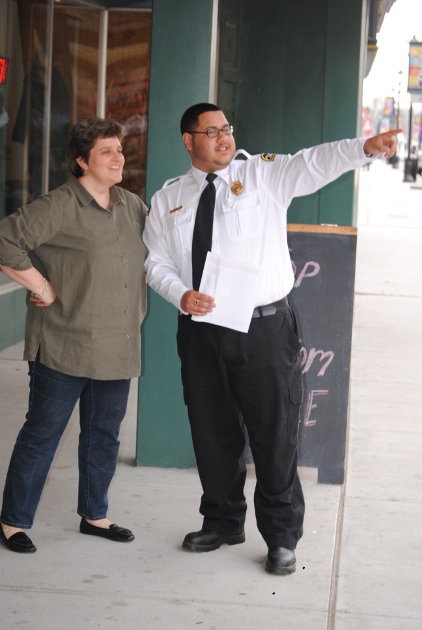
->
[144, 138, 369, 312]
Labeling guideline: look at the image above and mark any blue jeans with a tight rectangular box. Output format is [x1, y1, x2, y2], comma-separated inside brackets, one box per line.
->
[1, 357, 131, 529]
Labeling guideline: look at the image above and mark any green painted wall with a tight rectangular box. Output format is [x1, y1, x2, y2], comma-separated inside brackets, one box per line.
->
[319, 0, 365, 226]
[218, 0, 365, 226]
[136, 0, 217, 467]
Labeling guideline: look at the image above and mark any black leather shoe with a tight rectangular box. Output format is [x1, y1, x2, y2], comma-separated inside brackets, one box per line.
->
[265, 547, 296, 575]
[182, 528, 245, 552]
[80, 518, 135, 542]
[0, 525, 37, 553]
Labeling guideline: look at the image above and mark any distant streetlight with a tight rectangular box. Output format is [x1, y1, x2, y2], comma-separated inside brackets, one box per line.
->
[396, 70, 403, 129]
[391, 70, 403, 168]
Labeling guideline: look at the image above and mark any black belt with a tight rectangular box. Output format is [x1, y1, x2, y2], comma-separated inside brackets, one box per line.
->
[252, 296, 289, 318]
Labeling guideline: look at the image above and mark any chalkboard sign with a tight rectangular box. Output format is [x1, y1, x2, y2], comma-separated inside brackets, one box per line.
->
[287, 224, 357, 484]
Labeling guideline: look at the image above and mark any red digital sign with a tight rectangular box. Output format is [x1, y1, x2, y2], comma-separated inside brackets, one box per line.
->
[0, 57, 8, 84]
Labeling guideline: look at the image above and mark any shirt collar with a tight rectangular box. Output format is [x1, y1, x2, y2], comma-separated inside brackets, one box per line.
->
[191, 164, 231, 189]
[67, 174, 121, 208]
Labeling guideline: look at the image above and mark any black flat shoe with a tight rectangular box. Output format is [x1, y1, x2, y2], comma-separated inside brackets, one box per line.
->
[182, 528, 245, 552]
[80, 518, 135, 542]
[0, 525, 37, 553]
[265, 546, 296, 575]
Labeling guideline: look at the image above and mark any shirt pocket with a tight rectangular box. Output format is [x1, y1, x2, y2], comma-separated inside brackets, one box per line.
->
[163, 208, 194, 255]
[222, 191, 262, 241]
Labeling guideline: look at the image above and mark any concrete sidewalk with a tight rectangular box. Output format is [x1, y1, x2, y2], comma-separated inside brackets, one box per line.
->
[0, 159, 421, 629]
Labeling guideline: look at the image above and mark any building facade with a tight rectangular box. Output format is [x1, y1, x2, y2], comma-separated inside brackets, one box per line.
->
[0, 0, 387, 464]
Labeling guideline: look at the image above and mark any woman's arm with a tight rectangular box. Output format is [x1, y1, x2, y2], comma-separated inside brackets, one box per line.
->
[0, 265, 56, 307]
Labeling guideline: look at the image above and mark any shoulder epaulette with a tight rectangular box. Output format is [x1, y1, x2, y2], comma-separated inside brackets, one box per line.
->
[163, 176, 181, 188]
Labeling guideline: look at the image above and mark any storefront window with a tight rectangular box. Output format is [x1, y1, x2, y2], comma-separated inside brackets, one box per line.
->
[49, 4, 101, 192]
[106, 10, 151, 199]
[1, 0, 49, 214]
[0, 0, 151, 220]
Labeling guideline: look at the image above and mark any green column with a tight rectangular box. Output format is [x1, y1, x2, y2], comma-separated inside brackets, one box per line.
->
[319, 0, 365, 226]
[137, 0, 216, 467]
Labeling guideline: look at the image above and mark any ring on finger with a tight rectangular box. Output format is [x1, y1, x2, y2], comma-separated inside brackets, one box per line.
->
[194, 299, 199, 306]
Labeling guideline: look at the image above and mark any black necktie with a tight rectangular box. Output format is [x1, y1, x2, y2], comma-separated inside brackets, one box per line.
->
[192, 173, 217, 291]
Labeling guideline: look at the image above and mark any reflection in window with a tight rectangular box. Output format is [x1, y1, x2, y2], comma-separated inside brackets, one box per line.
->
[1, 1, 151, 221]
[50, 6, 101, 192]
[106, 11, 151, 200]
[6, 1, 50, 213]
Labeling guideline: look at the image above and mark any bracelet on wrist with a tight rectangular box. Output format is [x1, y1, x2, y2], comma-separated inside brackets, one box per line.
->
[33, 277, 49, 300]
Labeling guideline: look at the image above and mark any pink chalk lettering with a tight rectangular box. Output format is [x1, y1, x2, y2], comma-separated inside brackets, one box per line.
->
[299, 347, 307, 368]
[294, 261, 320, 288]
[303, 389, 329, 427]
[302, 348, 335, 376]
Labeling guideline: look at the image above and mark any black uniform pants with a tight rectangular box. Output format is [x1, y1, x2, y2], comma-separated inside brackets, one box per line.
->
[176, 303, 305, 550]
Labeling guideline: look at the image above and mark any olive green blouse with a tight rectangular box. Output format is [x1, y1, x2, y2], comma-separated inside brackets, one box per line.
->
[0, 176, 147, 380]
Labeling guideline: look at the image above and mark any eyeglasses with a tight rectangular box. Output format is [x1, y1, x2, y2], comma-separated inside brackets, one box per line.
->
[188, 125, 233, 138]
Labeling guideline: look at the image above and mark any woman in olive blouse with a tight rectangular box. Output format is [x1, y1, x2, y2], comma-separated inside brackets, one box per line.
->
[0, 117, 147, 553]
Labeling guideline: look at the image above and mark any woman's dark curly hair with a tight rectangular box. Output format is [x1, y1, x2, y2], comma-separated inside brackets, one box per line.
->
[67, 116, 124, 178]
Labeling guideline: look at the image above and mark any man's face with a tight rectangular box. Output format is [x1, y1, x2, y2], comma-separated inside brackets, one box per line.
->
[183, 110, 236, 173]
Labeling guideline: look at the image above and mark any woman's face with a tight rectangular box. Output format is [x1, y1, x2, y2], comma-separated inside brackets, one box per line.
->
[77, 136, 125, 187]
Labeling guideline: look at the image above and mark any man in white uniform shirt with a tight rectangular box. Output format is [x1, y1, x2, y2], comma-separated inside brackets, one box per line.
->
[144, 102, 399, 575]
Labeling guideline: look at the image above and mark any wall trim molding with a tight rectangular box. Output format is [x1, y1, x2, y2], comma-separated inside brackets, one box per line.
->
[0, 279, 23, 297]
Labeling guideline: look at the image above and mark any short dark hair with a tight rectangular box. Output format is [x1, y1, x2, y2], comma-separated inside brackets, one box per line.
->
[67, 116, 124, 178]
[180, 103, 222, 135]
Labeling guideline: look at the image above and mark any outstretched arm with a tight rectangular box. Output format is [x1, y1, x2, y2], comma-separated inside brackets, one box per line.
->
[363, 129, 402, 159]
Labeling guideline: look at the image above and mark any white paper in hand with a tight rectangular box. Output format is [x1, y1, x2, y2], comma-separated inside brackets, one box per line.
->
[192, 252, 262, 333]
